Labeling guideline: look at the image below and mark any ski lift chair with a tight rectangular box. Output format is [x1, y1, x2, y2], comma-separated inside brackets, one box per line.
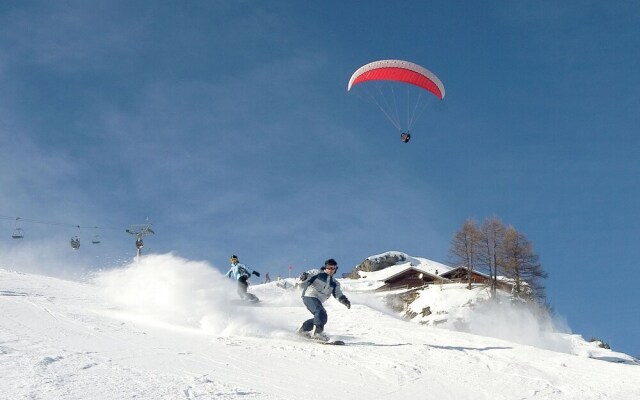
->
[11, 227, 24, 239]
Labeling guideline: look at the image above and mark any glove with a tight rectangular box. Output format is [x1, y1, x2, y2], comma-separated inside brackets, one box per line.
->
[339, 296, 351, 309]
[253, 271, 260, 277]
[299, 272, 309, 282]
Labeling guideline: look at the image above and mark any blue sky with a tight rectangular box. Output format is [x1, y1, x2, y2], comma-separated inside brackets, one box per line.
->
[1, 2, 639, 356]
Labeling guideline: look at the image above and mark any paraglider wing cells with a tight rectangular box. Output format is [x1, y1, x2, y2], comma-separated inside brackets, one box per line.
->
[348, 60, 445, 100]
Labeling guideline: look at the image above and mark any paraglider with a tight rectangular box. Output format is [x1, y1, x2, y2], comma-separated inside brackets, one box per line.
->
[347, 59, 445, 143]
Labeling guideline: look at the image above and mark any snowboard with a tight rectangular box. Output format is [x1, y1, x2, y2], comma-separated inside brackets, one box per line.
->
[319, 340, 345, 346]
[297, 332, 345, 345]
[245, 293, 259, 302]
[230, 298, 260, 306]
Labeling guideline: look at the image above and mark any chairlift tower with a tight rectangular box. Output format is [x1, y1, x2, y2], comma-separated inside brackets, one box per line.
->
[126, 223, 154, 258]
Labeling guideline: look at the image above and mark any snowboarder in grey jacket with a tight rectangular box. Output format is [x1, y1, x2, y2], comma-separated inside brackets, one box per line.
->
[297, 258, 350, 341]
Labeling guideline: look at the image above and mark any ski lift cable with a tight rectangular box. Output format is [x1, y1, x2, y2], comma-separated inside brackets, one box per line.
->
[2, 214, 154, 244]
[0, 214, 122, 231]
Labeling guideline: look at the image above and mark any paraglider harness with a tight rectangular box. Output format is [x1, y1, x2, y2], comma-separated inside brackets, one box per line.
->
[400, 132, 411, 143]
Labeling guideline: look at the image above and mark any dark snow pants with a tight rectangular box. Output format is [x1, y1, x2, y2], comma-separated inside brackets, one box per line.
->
[237, 276, 249, 299]
[301, 296, 328, 332]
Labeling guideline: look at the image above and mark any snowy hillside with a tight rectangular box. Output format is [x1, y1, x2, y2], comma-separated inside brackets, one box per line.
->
[1, 253, 639, 400]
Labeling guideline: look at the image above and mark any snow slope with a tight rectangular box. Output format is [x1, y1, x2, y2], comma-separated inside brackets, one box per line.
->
[1, 253, 638, 400]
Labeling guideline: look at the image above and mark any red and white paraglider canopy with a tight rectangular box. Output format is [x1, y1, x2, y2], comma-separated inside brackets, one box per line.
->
[347, 59, 445, 100]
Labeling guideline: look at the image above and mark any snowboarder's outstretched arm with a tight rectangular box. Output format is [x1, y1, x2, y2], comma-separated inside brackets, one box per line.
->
[332, 281, 350, 308]
[299, 268, 322, 282]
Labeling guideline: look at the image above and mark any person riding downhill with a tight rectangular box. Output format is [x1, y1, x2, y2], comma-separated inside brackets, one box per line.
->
[297, 258, 351, 341]
[225, 255, 261, 302]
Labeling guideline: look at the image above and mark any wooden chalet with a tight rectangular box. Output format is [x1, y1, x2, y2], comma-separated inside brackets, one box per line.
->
[440, 267, 513, 291]
[376, 267, 450, 291]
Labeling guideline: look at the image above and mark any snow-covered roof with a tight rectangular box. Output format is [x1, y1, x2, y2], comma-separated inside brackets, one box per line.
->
[339, 252, 453, 292]
[382, 266, 450, 283]
[442, 266, 513, 283]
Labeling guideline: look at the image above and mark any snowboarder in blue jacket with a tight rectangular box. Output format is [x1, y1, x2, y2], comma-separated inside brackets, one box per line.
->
[226, 255, 260, 302]
[297, 258, 350, 341]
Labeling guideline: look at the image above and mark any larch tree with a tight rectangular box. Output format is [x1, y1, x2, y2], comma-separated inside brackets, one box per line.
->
[499, 226, 548, 302]
[478, 217, 507, 299]
[449, 219, 482, 289]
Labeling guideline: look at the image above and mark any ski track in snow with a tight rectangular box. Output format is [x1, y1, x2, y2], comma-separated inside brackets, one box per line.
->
[1, 265, 639, 400]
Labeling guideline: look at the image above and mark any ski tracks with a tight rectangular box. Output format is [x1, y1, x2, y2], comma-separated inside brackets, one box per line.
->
[182, 373, 277, 400]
